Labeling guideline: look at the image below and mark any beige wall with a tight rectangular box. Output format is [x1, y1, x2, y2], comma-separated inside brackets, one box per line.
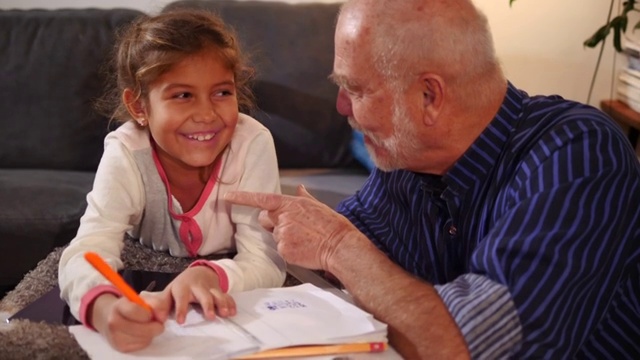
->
[1, 0, 624, 107]
[477, 0, 622, 107]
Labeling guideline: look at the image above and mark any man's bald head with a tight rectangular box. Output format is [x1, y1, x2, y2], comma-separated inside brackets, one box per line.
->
[336, 0, 503, 98]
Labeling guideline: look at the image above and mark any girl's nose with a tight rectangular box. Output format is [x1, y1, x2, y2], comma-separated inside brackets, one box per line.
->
[193, 101, 216, 123]
[336, 88, 353, 117]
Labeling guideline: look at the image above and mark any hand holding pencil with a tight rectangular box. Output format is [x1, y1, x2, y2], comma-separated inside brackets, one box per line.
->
[83, 251, 168, 353]
[84, 252, 153, 312]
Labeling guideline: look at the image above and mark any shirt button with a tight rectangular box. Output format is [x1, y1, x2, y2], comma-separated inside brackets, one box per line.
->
[448, 226, 457, 236]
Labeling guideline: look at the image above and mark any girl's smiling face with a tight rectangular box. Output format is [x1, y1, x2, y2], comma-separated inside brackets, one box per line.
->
[128, 47, 239, 176]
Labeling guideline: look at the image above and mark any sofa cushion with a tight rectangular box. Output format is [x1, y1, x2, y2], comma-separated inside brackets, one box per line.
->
[164, 0, 357, 169]
[0, 9, 144, 172]
[279, 168, 369, 209]
[0, 169, 94, 286]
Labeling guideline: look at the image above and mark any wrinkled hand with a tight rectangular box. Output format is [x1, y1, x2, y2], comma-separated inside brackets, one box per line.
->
[224, 185, 358, 271]
[163, 265, 236, 325]
[91, 291, 170, 353]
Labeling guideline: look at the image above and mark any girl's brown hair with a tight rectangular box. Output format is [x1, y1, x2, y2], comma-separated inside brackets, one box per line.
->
[98, 9, 255, 123]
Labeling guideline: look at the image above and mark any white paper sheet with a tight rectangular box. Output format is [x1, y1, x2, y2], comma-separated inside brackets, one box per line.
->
[69, 284, 387, 360]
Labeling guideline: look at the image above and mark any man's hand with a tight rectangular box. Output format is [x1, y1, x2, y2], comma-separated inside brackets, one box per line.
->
[224, 185, 359, 271]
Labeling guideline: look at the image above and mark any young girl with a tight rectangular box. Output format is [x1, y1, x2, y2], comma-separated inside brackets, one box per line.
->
[58, 9, 286, 352]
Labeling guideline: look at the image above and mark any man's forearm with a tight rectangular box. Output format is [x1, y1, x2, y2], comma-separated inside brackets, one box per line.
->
[328, 232, 470, 359]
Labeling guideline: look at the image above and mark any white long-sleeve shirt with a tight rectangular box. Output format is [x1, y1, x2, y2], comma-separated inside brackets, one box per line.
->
[59, 114, 286, 320]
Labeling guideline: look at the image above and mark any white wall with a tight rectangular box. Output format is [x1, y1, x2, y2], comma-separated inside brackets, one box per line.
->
[0, 0, 623, 107]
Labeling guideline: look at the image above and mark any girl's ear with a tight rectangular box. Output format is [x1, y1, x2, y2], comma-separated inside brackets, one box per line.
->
[122, 88, 147, 123]
[420, 74, 444, 126]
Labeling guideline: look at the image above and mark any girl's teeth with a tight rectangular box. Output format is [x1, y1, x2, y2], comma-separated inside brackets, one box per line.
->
[188, 133, 215, 141]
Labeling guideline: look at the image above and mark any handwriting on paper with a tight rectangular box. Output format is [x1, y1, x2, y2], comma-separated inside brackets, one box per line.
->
[263, 299, 307, 311]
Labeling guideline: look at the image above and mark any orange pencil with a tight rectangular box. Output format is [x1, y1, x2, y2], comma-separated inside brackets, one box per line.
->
[84, 251, 153, 312]
[234, 342, 388, 359]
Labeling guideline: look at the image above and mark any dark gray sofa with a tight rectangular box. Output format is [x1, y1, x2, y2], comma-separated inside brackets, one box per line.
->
[0, 8, 144, 295]
[0, 0, 369, 297]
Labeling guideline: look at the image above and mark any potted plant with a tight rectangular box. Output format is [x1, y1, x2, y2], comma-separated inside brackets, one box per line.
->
[583, 0, 638, 52]
[511, 0, 638, 52]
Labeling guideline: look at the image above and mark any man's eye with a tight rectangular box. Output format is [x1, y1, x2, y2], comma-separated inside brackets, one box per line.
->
[344, 88, 360, 98]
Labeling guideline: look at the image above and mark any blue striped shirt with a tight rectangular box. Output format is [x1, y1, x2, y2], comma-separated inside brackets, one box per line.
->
[337, 82, 640, 359]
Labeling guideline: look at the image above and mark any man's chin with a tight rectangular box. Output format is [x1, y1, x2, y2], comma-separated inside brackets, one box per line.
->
[369, 149, 404, 172]
[369, 154, 397, 172]
[375, 162, 398, 172]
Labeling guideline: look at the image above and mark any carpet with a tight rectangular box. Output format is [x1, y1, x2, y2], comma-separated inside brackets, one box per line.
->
[0, 237, 301, 359]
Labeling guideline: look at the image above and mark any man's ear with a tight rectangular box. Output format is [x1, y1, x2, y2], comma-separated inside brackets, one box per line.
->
[420, 74, 444, 126]
[122, 88, 147, 121]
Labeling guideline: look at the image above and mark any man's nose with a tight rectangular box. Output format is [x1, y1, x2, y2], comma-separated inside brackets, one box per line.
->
[336, 88, 353, 117]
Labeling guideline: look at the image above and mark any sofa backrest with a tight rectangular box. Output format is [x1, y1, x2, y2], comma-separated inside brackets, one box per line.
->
[0, 9, 144, 171]
[164, 0, 356, 169]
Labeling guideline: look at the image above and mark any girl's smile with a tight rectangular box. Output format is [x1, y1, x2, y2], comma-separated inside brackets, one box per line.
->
[184, 131, 217, 142]
[126, 46, 240, 178]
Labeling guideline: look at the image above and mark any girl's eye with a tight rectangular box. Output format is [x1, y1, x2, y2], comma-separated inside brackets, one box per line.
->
[174, 92, 192, 99]
[216, 90, 234, 97]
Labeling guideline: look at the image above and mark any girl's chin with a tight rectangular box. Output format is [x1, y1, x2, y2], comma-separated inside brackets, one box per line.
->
[179, 154, 220, 169]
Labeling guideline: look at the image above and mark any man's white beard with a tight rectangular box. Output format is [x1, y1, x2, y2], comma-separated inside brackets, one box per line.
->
[350, 98, 421, 172]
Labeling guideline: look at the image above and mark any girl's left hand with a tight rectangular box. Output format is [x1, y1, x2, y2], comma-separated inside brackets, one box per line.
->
[163, 265, 237, 324]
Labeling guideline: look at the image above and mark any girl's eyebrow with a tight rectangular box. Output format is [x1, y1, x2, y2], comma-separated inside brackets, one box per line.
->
[160, 80, 236, 92]
[211, 80, 235, 87]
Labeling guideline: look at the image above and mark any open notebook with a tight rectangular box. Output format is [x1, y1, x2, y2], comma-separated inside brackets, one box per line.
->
[69, 283, 388, 359]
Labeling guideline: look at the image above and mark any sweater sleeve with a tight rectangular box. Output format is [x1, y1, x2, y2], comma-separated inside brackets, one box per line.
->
[210, 128, 286, 292]
[58, 136, 145, 320]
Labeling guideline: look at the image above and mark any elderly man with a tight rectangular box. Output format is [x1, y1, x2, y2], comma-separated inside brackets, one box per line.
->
[226, 0, 640, 358]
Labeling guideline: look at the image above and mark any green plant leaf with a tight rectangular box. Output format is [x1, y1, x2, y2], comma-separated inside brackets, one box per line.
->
[507, 0, 637, 53]
[614, 25, 623, 52]
[584, 23, 612, 48]
[583, 15, 630, 52]
[612, 15, 629, 52]
[624, 0, 637, 13]
[614, 15, 629, 32]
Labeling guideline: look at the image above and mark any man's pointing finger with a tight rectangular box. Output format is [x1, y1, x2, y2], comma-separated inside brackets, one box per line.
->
[224, 191, 285, 211]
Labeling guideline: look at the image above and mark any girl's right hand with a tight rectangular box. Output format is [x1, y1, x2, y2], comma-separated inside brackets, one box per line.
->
[163, 265, 237, 325]
[90, 291, 171, 353]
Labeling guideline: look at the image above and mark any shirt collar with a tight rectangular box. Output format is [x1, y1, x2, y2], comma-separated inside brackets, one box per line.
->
[441, 81, 526, 198]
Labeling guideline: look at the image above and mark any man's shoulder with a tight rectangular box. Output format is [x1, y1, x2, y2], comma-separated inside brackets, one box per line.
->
[508, 95, 639, 178]
[522, 95, 612, 128]
[515, 96, 625, 149]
